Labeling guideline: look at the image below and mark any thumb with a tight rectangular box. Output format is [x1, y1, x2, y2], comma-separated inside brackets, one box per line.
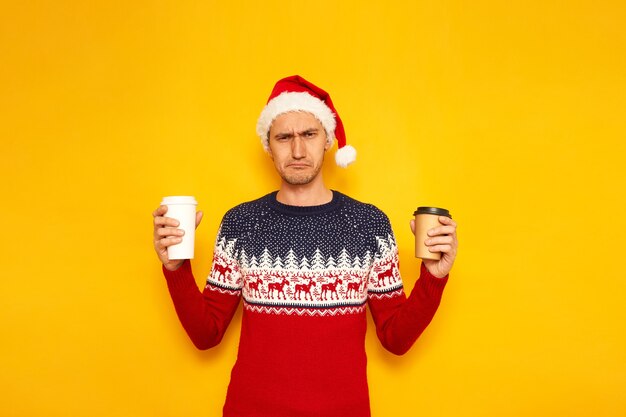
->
[195, 211, 204, 229]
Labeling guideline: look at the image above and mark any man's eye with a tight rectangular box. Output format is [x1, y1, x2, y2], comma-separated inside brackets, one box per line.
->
[304, 132, 315, 138]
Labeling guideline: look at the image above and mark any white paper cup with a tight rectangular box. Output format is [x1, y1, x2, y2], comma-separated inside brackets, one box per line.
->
[161, 196, 198, 260]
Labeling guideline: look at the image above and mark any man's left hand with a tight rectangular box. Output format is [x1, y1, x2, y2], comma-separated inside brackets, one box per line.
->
[410, 216, 458, 278]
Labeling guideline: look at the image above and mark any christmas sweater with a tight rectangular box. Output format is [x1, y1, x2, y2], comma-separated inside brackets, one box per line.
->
[163, 191, 448, 417]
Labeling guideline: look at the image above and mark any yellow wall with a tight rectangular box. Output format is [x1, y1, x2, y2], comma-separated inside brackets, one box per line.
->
[2, 1, 625, 416]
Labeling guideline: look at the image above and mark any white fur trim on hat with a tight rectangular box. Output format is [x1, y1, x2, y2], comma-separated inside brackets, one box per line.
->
[335, 144, 357, 168]
[256, 91, 336, 151]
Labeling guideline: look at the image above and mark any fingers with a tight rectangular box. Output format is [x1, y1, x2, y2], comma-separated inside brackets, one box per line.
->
[153, 206, 181, 227]
[155, 236, 184, 251]
[424, 237, 456, 257]
[427, 244, 454, 254]
[413, 217, 457, 238]
[154, 227, 184, 247]
[153, 205, 182, 253]
[427, 225, 456, 237]
[153, 207, 201, 262]
[153, 213, 180, 228]
[425, 216, 458, 255]
[153, 226, 184, 255]
[424, 235, 454, 249]
[152, 205, 168, 217]
[425, 236, 455, 255]
[427, 217, 457, 237]
[155, 227, 184, 239]
[153, 221, 183, 249]
[438, 216, 457, 227]
[152, 206, 180, 236]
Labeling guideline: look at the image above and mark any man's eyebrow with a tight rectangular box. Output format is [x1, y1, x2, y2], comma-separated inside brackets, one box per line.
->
[274, 131, 295, 138]
[273, 128, 319, 138]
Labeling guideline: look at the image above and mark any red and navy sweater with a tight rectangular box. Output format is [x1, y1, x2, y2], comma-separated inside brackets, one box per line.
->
[163, 191, 448, 417]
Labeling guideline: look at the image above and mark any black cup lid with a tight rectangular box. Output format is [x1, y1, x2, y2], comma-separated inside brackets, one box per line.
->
[413, 206, 451, 218]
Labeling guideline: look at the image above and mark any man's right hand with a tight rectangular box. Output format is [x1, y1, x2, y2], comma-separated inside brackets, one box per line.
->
[153, 205, 203, 271]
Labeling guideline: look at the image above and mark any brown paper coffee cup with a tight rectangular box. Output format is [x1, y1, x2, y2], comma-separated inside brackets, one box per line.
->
[413, 207, 452, 260]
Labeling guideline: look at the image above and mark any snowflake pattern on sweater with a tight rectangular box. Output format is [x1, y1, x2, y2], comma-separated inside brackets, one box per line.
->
[205, 191, 403, 316]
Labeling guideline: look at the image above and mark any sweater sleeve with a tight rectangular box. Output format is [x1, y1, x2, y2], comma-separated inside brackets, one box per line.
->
[163, 259, 242, 350]
[368, 261, 447, 355]
[365, 207, 448, 355]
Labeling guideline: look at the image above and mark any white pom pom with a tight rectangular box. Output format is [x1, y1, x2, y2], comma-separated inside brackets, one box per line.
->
[335, 145, 357, 168]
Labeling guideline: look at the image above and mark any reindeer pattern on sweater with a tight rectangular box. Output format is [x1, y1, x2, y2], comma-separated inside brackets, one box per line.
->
[206, 191, 403, 316]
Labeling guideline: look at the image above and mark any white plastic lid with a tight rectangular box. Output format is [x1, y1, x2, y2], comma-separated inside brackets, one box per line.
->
[161, 196, 197, 205]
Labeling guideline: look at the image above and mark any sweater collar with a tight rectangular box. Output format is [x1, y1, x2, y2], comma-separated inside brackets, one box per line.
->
[265, 190, 343, 216]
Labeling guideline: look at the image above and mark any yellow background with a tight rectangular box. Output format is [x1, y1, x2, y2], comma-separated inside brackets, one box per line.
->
[2, 1, 625, 416]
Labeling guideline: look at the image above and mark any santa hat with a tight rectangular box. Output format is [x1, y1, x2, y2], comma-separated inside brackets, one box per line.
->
[256, 75, 356, 168]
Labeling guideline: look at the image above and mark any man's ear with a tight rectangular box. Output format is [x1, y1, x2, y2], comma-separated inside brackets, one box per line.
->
[324, 137, 333, 152]
[266, 138, 274, 159]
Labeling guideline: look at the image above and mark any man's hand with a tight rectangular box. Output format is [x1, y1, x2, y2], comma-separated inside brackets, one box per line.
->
[410, 216, 458, 278]
[153, 205, 203, 271]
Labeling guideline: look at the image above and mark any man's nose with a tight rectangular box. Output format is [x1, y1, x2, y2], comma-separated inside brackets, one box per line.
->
[291, 136, 306, 158]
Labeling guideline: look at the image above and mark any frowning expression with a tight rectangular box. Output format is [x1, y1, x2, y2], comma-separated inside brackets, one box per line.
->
[268, 111, 331, 185]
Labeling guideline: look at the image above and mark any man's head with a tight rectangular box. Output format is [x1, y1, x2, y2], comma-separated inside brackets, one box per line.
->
[267, 111, 331, 186]
[256, 75, 356, 168]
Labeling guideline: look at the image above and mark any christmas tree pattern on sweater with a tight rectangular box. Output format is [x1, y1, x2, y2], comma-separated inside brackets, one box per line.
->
[205, 191, 404, 316]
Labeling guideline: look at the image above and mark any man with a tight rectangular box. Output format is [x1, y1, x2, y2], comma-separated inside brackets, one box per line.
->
[152, 75, 458, 417]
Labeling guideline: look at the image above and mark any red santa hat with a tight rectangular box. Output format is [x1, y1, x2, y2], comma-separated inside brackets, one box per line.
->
[256, 75, 357, 168]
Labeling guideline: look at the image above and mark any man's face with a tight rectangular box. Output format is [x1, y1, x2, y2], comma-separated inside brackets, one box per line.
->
[267, 111, 331, 186]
